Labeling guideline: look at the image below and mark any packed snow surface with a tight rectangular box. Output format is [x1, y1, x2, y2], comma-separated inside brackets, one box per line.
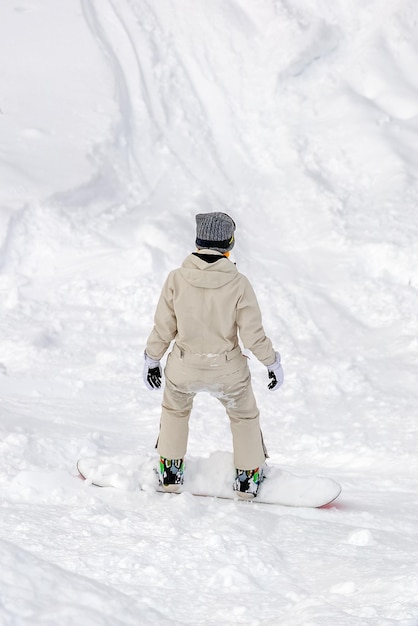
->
[1, 1, 418, 624]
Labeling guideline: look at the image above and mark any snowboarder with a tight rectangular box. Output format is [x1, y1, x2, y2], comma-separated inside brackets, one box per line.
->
[143, 212, 284, 498]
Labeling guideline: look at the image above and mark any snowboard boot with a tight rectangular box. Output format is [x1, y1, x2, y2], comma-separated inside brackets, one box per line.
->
[159, 456, 184, 492]
[233, 467, 263, 499]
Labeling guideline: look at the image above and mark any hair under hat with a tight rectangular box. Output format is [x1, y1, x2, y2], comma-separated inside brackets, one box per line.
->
[195, 212, 236, 253]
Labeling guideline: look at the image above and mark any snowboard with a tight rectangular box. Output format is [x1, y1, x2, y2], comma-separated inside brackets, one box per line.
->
[76, 451, 341, 508]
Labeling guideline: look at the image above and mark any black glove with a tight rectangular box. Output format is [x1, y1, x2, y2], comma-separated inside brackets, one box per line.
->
[267, 352, 284, 391]
[147, 366, 162, 389]
[143, 352, 162, 390]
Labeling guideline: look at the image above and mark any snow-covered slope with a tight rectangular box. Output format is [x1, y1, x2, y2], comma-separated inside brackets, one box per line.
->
[1, 1, 418, 624]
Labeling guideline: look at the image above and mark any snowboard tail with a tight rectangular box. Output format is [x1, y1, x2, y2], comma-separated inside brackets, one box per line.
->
[76, 451, 341, 508]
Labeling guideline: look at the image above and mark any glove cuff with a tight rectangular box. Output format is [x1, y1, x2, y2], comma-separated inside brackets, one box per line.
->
[267, 351, 281, 371]
[144, 350, 160, 368]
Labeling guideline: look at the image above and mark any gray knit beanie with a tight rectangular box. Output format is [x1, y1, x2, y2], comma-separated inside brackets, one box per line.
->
[195, 212, 236, 253]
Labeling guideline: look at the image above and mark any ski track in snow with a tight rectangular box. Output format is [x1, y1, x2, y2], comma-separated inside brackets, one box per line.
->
[1, 0, 418, 624]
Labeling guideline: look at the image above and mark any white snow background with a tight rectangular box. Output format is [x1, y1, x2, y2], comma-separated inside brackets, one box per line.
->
[1, 1, 418, 624]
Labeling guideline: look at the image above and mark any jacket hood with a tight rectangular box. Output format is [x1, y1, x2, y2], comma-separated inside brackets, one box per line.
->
[179, 251, 238, 289]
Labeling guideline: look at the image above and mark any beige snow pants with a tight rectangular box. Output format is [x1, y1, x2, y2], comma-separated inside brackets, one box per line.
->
[157, 343, 267, 470]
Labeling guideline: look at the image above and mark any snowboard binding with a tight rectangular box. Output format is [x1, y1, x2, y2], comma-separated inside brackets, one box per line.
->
[159, 456, 184, 492]
[233, 467, 263, 499]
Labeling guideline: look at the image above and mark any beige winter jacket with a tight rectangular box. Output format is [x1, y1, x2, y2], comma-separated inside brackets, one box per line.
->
[146, 250, 276, 366]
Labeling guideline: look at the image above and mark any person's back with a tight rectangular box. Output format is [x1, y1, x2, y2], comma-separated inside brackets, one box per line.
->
[147, 249, 275, 364]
